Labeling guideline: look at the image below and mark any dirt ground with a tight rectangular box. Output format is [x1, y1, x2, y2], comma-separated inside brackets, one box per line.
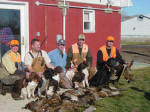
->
[121, 45, 150, 63]
[0, 45, 150, 112]
[0, 94, 31, 112]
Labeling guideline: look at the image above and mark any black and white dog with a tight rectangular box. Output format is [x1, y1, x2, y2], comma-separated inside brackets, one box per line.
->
[72, 61, 89, 88]
[46, 67, 62, 97]
[37, 68, 54, 97]
[37, 67, 61, 97]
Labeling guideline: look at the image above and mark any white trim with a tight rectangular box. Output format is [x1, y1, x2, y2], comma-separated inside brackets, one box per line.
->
[65, 0, 133, 7]
[0, 0, 29, 62]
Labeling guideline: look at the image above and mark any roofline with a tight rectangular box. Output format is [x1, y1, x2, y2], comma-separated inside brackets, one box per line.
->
[65, 0, 133, 7]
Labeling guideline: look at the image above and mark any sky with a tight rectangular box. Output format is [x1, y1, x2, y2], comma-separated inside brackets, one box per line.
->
[122, 0, 150, 16]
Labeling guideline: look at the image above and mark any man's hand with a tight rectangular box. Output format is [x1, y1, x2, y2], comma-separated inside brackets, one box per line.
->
[37, 72, 43, 78]
[46, 63, 55, 69]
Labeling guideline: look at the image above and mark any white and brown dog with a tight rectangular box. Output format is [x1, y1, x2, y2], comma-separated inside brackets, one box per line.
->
[72, 61, 89, 88]
[65, 62, 76, 83]
[21, 72, 40, 99]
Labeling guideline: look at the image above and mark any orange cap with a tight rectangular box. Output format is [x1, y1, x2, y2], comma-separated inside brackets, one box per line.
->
[10, 40, 19, 46]
[106, 36, 114, 41]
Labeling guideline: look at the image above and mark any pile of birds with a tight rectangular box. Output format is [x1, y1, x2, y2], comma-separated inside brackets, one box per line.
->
[23, 60, 135, 112]
[24, 86, 121, 112]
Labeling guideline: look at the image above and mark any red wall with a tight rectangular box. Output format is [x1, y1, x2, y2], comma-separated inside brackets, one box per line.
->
[13, 0, 121, 66]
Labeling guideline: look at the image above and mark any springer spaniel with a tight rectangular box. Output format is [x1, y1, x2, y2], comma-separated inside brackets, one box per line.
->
[37, 68, 54, 97]
[65, 61, 76, 82]
[72, 61, 89, 88]
[37, 67, 62, 97]
[20, 72, 40, 99]
[46, 66, 62, 97]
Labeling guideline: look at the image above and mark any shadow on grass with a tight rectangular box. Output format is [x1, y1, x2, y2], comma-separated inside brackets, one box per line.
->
[130, 87, 150, 101]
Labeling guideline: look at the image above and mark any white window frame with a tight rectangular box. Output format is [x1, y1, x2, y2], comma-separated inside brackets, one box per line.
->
[83, 9, 95, 33]
[0, 1, 29, 62]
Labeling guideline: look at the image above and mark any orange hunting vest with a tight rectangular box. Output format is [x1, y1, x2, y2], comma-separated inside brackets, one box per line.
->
[9, 51, 21, 63]
[72, 43, 88, 66]
[100, 45, 116, 62]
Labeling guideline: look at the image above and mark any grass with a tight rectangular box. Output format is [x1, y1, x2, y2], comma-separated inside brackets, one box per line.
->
[94, 67, 150, 112]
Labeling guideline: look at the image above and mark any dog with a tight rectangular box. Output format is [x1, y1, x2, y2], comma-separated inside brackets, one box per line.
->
[72, 61, 89, 88]
[65, 61, 76, 83]
[46, 67, 62, 97]
[37, 68, 54, 97]
[66, 69, 76, 83]
[20, 72, 40, 99]
[37, 67, 61, 97]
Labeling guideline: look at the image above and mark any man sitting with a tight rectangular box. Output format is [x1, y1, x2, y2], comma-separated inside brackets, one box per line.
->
[90, 36, 125, 87]
[0, 40, 25, 98]
[24, 38, 54, 77]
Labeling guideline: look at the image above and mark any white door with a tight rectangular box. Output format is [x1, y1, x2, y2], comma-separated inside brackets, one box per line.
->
[0, 1, 29, 62]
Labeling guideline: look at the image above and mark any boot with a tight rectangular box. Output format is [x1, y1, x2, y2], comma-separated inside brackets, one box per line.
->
[1, 84, 6, 95]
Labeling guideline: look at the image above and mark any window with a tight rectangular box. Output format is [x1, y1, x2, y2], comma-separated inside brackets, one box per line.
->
[83, 9, 95, 33]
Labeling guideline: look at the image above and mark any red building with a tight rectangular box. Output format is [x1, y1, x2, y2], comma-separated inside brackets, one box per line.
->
[0, 0, 132, 65]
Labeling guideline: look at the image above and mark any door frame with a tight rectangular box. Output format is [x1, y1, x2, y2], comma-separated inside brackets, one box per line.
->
[0, 0, 29, 61]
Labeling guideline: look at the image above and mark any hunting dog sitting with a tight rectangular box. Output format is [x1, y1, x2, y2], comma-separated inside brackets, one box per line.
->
[20, 72, 40, 99]
[37, 68, 55, 97]
[65, 62, 76, 83]
[46, 66, 62, 97]
[72, 61, 89, 88]
[89, 58, 122, 87]
[37, 67, 61, 97]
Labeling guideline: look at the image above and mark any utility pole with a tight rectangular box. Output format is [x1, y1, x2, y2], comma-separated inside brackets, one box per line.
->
[62, 0, 67, 40]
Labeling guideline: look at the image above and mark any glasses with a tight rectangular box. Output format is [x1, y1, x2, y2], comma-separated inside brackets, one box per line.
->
[58, 44, 65, 46]
[11, 45, 19, 47]
[108, 41, 114, 43]
[79, 39, 85, 41]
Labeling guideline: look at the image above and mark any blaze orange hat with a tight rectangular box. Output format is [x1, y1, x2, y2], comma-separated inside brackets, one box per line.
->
[10, 40, 19, 46]
[106, 36, 114, 41]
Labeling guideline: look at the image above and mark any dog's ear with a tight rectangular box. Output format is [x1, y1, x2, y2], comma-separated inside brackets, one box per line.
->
[83, 60, 89, 67]
[54, 66, 63, 73]
[28, 72, 33, 82]
[35, 74, 41, 82]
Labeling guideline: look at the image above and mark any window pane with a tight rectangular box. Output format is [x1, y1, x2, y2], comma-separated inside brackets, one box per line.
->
[84, 22, 90, 30]
[0, 9, 20, 60]
[84, 13, 89, 21]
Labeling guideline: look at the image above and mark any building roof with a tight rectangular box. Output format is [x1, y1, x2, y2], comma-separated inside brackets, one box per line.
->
[121, 14, 150, 37]
[66, 0, 133, 7]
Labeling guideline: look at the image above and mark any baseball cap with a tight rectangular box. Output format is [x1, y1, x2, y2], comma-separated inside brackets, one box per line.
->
[106, 36, 114, 41]
[58, 39, 65, 45]
[56, 34, 62, 43]
[10, 40, 19, 46]
[78, 34, 85, 40]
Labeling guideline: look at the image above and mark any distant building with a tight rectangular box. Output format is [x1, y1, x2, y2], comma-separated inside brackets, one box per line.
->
[121, 14, 150, 40]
